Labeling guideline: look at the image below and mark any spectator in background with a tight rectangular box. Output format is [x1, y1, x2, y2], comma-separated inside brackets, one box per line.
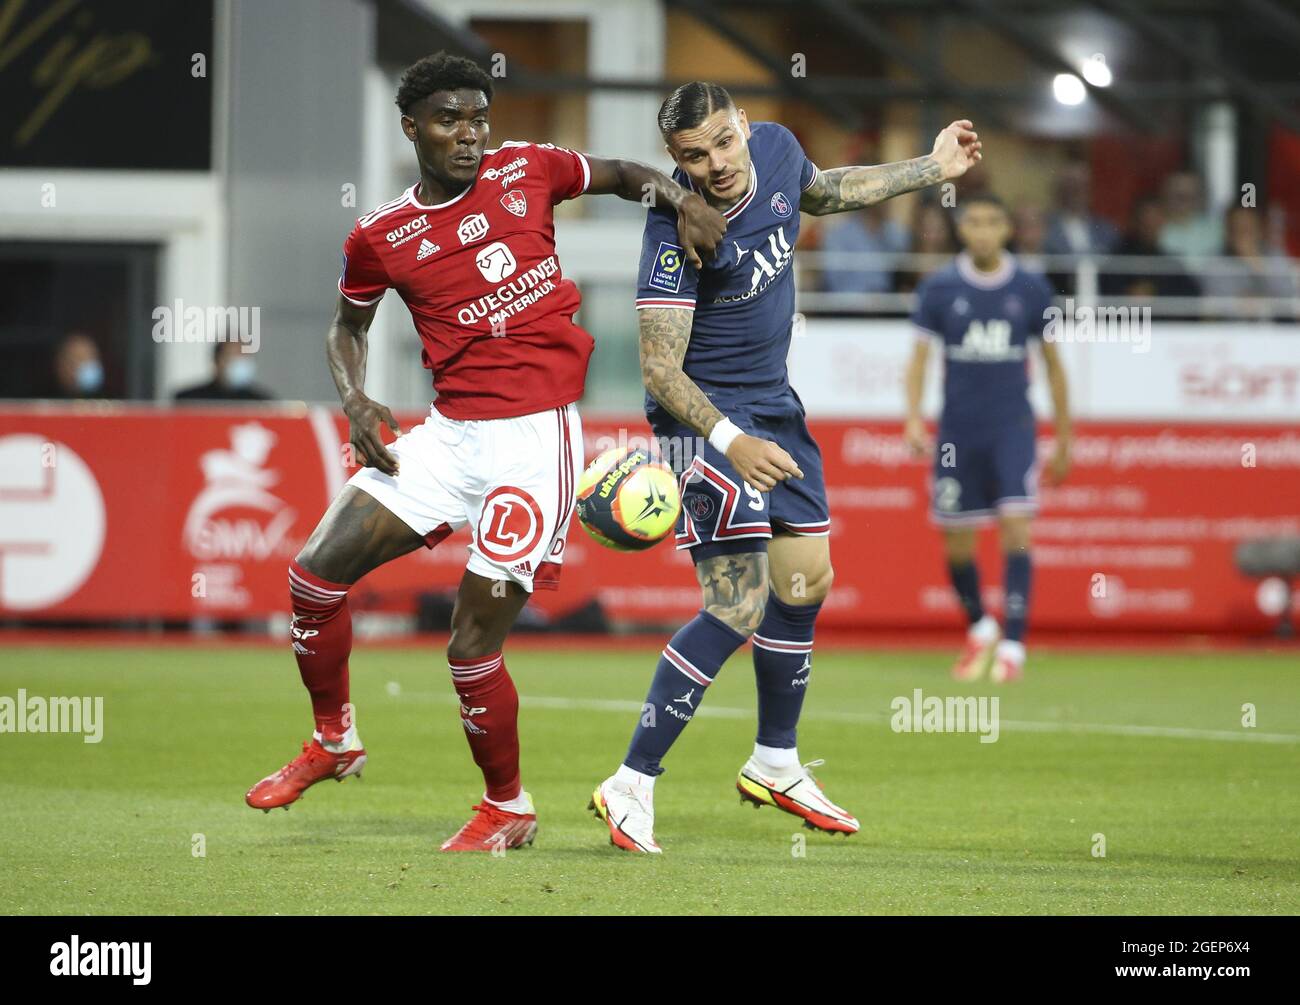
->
[820, 203, 909, 296]
[1101, 196, 1199, 299]
[52, 332, 106, 398]
[1158, 171, 1223, 258]
[894, 200, 957, 294]
[1044, 160, 1118, 257]
[174, 340, 272, 401]
[1012, 204, 1048, 272]
[1013, 204, 1069, 296]
[1200, 205, 1298, 320]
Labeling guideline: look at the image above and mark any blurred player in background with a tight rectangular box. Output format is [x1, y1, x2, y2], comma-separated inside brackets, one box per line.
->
[590, 82, 981, 853]
[244, 52, 724, 851]
[904, 193, 1071, 683]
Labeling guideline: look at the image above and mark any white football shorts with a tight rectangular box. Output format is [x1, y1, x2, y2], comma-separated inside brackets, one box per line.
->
[348, 402, 582, 593]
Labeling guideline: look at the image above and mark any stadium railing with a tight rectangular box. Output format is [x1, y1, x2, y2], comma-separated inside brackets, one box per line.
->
[794, 251, 1300, 321]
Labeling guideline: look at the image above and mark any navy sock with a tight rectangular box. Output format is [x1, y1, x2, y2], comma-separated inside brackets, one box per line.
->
[752, 593, 820, 749]
[623, 610, 747, 776]
[947, 559, 984, 625]
[1003, 551, 1032, 642]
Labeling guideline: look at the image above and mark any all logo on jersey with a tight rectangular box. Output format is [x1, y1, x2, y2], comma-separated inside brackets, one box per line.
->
[770, 191, 792, 218]
[951, 318, 1023, 362]
[475, 241, 517, 282]
[648, 241, 685, 293]
[477, 486, 544, 562]
[715, 226, 793, 303]
[458, 213, 489, 244]
[416, 238, 440, 261]
[500, 189, 528, 217]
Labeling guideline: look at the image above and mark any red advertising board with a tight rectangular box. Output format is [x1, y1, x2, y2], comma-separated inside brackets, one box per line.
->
[2, 405, 1297, 633]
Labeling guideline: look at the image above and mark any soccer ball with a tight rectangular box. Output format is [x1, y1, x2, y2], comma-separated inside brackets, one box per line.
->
[575, 446, 681, 551]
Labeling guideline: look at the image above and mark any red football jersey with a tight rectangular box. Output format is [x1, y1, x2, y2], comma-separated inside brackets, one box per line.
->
[338, 141, 595, 420]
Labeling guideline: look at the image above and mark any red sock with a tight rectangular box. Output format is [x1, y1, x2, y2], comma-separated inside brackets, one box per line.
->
[287, 559, 353, 742]
[449, 652, 521, 803]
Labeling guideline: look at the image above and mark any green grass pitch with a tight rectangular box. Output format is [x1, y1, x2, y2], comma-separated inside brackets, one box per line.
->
[2, 643, 1297, 915]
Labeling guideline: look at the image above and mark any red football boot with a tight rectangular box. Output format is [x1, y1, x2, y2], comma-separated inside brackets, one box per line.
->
[440, 794, 537, 852]
[245, 738, 366, 811]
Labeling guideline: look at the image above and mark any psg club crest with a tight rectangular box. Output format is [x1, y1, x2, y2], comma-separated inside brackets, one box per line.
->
[688, 493, 715, 521]
[500, 189, 528, 218]
[770, 191, 792, 219]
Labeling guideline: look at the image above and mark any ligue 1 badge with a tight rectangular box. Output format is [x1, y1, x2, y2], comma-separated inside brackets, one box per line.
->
[770, 191, 792, 218]
[501, 189, 528, 218]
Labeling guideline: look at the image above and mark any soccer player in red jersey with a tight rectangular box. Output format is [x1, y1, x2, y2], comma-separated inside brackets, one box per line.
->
[244, 52, 725, 851]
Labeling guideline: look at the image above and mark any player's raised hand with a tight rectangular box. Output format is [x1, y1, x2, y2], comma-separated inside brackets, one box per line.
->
[930, 120, 982, 180]
[676, 191, 727, 270]
[344, 394, 402, 476]
[725, 433, 803, 493]
[904, 416, 933, 458]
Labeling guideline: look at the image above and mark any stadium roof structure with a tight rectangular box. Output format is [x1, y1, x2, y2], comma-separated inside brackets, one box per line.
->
[376, 0, 1300, 136]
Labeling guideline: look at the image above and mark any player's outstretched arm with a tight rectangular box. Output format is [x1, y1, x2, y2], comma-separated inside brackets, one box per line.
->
[327, 295, 402, 476]
[585, 156, 726, 268]
[1038, 338, 1073, 484]
[800, 120, 982, 216]
[640, 307, 802, 492]
[903, 338, 933, 457]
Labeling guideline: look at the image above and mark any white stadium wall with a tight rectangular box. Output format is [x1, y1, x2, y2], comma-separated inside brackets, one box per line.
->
[788, 320, 1300, 421]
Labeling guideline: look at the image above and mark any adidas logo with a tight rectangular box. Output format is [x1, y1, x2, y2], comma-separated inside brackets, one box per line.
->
[509, 560, 533, 576]
[416, 238, 440, 261]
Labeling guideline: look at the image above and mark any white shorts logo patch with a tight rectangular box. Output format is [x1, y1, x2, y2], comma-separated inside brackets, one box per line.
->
[477, 486, 544, 562]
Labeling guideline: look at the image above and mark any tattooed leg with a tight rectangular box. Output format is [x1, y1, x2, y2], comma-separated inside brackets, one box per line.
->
[696, 551, 770, 636]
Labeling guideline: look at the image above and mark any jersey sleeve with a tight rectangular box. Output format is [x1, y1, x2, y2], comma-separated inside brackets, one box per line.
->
[910, 276, 944, 342]
[338, 224, 390, 307]
[634, 206, 699, 311]
[768, 122, 821, 193]
[534, 142, 592, 204]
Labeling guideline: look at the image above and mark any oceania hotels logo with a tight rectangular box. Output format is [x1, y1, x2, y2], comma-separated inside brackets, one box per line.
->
[386, 214, 429, 248]
[481, 155, 528, 187]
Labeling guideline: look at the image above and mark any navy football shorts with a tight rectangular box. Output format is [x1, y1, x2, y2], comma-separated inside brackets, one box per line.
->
[647, 388, 830, 563]
[929, 415, 1040, 527]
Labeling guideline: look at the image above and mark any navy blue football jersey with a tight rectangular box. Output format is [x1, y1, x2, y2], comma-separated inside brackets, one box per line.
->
[635, 122, 819, 407]
[911, 253, 1055, 428]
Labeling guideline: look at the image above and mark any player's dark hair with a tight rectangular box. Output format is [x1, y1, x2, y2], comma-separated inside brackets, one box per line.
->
[657, 81, 735, 138]
[395, 51, 494, 115]
[957, 191, 1008, 218]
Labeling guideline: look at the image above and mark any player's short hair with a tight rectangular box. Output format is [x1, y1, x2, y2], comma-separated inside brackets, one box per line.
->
[395, 51, 494, 115]
[657, 81, 735, 139]
[957, 192, 1009, 219]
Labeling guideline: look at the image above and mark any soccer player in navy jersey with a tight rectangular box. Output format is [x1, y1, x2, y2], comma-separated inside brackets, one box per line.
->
[904, 193, 1072, 684]
[589, 82, 981, 852]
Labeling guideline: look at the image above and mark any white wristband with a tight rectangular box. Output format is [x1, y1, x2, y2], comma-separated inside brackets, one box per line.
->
[708, 417, 743, 455]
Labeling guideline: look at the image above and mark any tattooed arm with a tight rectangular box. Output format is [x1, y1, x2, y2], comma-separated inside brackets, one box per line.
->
[638, 307, 722, 436]
[640, 308, 803, 492]
[800, 119, 982, 216]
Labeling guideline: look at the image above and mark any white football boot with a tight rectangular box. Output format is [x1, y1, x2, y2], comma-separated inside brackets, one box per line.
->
[736, 757, 859, 835]
[589, 773, 663, 854]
